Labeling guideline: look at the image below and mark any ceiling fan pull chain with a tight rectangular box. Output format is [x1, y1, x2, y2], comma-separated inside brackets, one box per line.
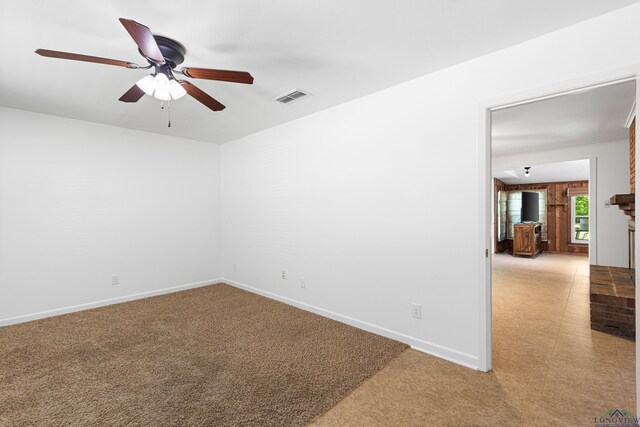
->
[168, 100, 171, 128]
[160, 101, 164, 110]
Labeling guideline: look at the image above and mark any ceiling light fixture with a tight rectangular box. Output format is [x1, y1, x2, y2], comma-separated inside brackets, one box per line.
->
[524, 166, 531, 177]
[136, 71, 186, 101]
[133, 66, 189, 127]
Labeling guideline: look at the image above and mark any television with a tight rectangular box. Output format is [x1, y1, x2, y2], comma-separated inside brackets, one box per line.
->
[521, 192, 539, 222]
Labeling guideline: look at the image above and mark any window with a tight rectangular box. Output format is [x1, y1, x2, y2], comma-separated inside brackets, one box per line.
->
[497, 190, 507, 242]
[571, 195, 589, 243]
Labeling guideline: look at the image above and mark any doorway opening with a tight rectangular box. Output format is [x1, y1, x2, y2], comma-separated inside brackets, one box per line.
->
[478, 75, 637, 417]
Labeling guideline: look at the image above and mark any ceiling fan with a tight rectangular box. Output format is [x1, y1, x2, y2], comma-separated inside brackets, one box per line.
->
[35, 18, 254, 122]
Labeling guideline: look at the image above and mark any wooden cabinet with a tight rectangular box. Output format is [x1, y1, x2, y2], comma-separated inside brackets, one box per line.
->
[513, 223, 542, 257]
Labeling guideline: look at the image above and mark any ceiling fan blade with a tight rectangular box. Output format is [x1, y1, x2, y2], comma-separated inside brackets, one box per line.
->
[35, 49, 138, 68]
[119, 18, 165, 64]
[179, 80, 225, 111]
[119, 84, 145, 103]
[181, 67, 254, 84]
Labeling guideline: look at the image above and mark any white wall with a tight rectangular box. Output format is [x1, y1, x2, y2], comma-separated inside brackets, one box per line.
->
[0, 107, 222, 324]
[221, 4, 640, 368]
[493, 140, 631, 267]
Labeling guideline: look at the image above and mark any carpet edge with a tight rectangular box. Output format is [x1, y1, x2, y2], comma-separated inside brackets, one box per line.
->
[305, 347, 411, 426]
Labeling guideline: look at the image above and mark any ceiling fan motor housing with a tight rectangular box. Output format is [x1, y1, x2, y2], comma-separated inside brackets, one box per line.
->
[139, 35, 186, 68]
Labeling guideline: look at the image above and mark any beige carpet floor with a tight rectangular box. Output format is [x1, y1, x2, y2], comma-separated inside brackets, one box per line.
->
[0, 284, 407, 426]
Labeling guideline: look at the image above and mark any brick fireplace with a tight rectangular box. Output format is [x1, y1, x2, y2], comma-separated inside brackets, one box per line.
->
[590, 265, 635, 339]
[590, 116, 636, 339]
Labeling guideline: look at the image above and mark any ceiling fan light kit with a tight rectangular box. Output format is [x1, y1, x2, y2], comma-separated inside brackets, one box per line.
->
[35, 18, 254, 125]
[136, 73, 186, 100]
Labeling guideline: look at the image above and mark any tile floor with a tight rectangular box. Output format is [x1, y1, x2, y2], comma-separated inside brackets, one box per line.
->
[311, 253, 636, 426]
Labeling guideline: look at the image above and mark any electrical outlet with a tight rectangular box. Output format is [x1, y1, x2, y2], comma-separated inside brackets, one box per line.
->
[281, 270, 287, 280]
[111, 274, 120, 286]
[411, 303, 422, 319]
[300, 278, 306, 288]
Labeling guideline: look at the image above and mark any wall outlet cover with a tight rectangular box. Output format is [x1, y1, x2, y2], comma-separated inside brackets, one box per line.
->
[411, 303, 422, 319]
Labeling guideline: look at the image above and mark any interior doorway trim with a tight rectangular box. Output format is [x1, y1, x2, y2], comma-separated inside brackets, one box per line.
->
[477, 64, 640, 373]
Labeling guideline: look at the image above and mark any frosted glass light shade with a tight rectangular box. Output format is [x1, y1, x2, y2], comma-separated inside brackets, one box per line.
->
[134, 73, 185, 101]
[153, 74, 171, 100]
[154, 87, 171, 101]
[168, 79, 187, 99]
[136, 75, 156, 96]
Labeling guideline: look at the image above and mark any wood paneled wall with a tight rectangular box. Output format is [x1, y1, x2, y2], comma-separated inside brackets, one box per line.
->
[501, 180, 589, 255]
[631, 117, 636, 193]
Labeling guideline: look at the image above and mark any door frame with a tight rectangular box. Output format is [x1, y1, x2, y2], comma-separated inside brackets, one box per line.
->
[477, 65, 639, 373]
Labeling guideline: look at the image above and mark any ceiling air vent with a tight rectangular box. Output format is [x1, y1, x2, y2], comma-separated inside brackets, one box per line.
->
[274, 89, 311, 104]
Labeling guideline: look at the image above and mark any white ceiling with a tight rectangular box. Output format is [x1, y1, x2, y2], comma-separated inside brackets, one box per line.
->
[492, 80, 636, 156]
[494, 159, 590, 185]
[0, 1, 637, 145]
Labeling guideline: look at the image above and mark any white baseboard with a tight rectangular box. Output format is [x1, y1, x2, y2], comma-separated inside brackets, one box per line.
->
[223, 278, 479, 370]
[0, 278, 224, 327]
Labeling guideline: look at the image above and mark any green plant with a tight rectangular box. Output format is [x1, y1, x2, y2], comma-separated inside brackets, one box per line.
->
[575, 195, 589, 216]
